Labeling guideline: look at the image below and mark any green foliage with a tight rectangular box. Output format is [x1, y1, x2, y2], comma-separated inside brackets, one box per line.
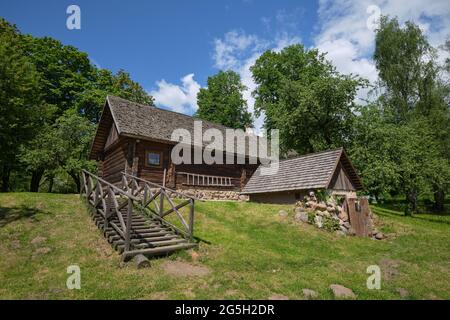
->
[322, 216, 340, 232]
[22, 35, 96, 118]
[351, 16, 450, 213]
[0, 19, 42, 191]
[314, 189, 329, 203]
[76, 69, 154, 123]
[374, 16, 438, 122]
[195, 70, 252, 129]
[21, 110, 97, 192]
[23, 36, 153, 123]
[307, 211, 316, 224]
[351, 106, 450, 213]
[0, 18, 153, 192]
[251, 44, 367, 154]
[350, 105, 402, 198]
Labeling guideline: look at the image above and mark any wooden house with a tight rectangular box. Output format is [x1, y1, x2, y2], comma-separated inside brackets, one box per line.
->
[89, 96, 259, 198]
[241, 148, 363, 204]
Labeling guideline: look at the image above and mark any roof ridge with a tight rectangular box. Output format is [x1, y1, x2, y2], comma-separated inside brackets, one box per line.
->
[107, 94, 243, 133]
[277, 148, 343, 164]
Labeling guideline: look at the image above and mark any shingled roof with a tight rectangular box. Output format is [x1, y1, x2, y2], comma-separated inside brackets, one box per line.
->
[106, 95, 234, 142]
[89, 95, 263, 160]
[241, 148, 363, 194]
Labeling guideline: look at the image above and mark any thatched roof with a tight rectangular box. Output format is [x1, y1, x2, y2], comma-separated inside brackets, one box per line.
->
[241, 148, 363, 194]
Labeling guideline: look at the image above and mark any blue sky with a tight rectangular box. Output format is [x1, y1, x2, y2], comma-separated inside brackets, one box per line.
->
[1, 0, 449, 131]
[0, 1, 316, 89]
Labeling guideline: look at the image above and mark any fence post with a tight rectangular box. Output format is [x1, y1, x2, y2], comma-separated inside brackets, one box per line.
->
[94, 181, 100, 206]
[87, 177, 92, 202]
[159, 188, 165, 216]
[143, 184, 148, 205]
[189, 199, 194, 241]
[80, 172, 86, 198]
[124, 197, 133, 252]
[104, 186, 112, 232]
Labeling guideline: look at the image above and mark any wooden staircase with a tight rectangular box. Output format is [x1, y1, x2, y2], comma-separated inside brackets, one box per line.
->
[81, 170, 197, 261]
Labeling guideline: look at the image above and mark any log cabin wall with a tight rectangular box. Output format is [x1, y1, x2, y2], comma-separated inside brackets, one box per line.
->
[136, 140, 172, 186]
[101, 138, 128, 185]
[135, 139, 258, 191]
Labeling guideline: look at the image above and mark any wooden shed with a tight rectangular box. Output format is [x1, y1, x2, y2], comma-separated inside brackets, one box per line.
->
[241, 148, 363, 204]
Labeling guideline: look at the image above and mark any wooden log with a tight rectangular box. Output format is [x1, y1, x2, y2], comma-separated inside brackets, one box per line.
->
[124, 197, 133, 252]
[134, 254, 150, 269]
[122, 243, 197, 261]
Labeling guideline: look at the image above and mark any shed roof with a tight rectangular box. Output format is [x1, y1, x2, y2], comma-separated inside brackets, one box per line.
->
[241, 148, 363, 194]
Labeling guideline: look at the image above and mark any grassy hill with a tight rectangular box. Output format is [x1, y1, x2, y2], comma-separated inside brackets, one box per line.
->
[0, 192, 449, 299]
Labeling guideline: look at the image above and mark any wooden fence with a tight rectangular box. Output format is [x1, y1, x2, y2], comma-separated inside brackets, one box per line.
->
[80, 170, 196, 257]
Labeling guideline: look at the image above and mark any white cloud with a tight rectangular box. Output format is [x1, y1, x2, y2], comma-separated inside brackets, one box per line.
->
[213, 30, 267, 70]
[212, 31, 302, 133]
[150, 73, 201, 114]
[314, 0, 450, 102]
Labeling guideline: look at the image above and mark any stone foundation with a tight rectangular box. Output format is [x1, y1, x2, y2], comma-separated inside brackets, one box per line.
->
[168, 189, 248, 201]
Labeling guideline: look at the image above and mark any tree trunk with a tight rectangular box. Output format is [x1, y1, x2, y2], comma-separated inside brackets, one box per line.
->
[1, 165, 11, 192]
[433, 189, 445, 213]
[68, 170, 81, 193]
[405, 190, 417, 216]
[30, 170, 44, 192]
[48, 176, 54, 193]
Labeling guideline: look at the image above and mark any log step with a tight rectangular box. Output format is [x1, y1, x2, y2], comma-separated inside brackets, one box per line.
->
[115, 238, 187, 250]
[122, 243, 198, 261]
[89, 206, 196, 259]
[108, 231, 175, 241]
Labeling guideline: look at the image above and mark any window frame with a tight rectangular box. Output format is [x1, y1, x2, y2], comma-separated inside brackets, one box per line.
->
[145, 150, 163, 168]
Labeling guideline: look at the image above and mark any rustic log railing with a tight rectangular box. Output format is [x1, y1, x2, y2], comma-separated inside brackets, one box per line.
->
[178, 171, 233, 187]
[121, 172, 195, 240]
[80, 169, 140, 253]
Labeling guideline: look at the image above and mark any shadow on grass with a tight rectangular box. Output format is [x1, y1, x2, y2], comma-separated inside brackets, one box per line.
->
[410, 214, 450, 226]
[372, 205, 450, 226]
[0, 206, 45, 227]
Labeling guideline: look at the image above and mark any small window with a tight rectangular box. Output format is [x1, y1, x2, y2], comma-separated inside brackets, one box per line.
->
[146, 151, 162, 167]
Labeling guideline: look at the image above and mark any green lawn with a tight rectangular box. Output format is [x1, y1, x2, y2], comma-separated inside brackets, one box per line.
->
[0, 192, 449, 299]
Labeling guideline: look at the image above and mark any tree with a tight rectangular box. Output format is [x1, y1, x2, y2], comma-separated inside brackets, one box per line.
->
[0, 19, 42, 191]
[0, 17, 154, 192]
[251, 44, 366, 154]
[23, 35, 153, 124]
[195, 70, 252, 129]
[19, 30, 153, 190]
[54, 110, 96, 192]
[349, 105, 401, 200]
[76, 69, 154, 123]
[374, 16, 438, 122]
[350, 108, 449, 215]
[373, 16, 450, 212]
[21, 110, 96, 192]
[22, 35, 96, 118]
[20, 125, 58, 192]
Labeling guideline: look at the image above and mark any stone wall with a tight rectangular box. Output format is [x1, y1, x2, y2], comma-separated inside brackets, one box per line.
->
[168, 188, 248, 201]
[292, 191, 384, 239]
